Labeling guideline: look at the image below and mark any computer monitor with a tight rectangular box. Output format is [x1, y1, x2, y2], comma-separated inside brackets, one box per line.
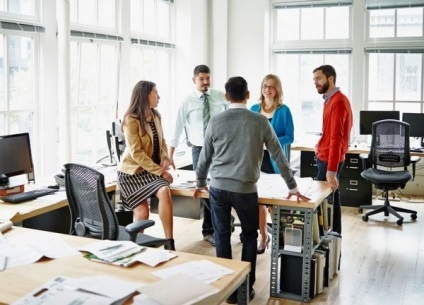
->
[111, 120, 126, 161]
[359, 110, 400, 135]
[402, 112, 424, 147]
[0, 133, 35, 187]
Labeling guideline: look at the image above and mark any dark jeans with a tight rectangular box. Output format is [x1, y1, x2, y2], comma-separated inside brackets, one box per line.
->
[192, 145, 214, 236]
[209, 186, 258, 290]
[316, 158, 345, 235]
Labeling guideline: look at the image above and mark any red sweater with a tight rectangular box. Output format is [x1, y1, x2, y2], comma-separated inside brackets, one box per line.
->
[317, 91, 353, 173]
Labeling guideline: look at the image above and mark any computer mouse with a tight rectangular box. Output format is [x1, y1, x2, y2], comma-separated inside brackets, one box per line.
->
[47, 184, 60, 190]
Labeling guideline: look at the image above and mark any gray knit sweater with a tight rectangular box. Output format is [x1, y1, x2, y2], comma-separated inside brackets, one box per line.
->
[196, 105, 298, 194]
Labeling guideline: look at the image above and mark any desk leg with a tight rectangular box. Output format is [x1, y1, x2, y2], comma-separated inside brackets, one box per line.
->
[237, 274, 250, 304]
[269, 206, 280, 297]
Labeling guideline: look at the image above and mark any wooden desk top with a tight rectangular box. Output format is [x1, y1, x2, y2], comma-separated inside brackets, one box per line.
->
[0, 227, 250, 305]
[1, 170, 331, 223]
[291, 143, 424, 157]
[171, 170, 332, 210]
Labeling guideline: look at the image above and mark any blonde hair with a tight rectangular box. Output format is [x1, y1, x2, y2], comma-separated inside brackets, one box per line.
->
[259, 74, 284, 107]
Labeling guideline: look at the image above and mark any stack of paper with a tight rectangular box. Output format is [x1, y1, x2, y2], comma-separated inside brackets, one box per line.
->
[78, 240, 177, 267]
[11, 275, 141, 305]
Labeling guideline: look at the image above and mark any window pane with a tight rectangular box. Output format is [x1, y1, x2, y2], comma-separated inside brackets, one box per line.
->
[397, 8, 423, 37]
[144, 0, 155, 35]
[79, 43, 97, 105]
[395, 53, 422, 101]
[157, 0, 170, 38]
[130, 47, 142, 86]
[8, 35, 33, 110]
[368, 102, 394, 111]
[0, 36, 4, 111]
[368, 53, 394, 100]
[98, 0, 115, 28]
[0, 114, 4, 134]
[301, 8, 324, 40]
[395, 103, 421, 113]
[70, 41, 78, 107]
[276, 9, 300, 41]
[141, 49, 156, 80]
[8, 0, 34, 16]
[130, 0, 142, 33]
[369, 9, 395, 38]
[326, 7, 349, 39]
[78, 0, 96, 26]
[98, 44, 117, 105]
[8, 112, 33, 134]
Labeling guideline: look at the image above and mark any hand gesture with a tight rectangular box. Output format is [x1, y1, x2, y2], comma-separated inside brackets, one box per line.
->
[286, 191, 311, 203]
[193, 187, 209, 199]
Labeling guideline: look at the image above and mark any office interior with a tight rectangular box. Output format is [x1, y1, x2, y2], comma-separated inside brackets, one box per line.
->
[1, 0, 424, 196]
[1, 2, 424, 305]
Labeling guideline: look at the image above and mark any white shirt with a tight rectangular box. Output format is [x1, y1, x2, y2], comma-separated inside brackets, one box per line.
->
[169, 88, 228, 147]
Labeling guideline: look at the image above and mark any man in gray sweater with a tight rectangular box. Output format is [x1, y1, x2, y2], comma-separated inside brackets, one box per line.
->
[194, 76, 310, 304]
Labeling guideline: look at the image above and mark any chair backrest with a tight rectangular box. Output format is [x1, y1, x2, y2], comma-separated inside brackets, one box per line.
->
[64, 163, 120, 240]
[368, 119, 411, 169]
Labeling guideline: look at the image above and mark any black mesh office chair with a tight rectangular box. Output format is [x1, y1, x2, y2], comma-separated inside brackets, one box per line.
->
[64, 163, 167, 247]
[358, 119, 420, 225]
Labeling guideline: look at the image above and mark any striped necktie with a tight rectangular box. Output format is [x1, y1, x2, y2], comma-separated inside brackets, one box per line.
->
[203, 94, 210, 135]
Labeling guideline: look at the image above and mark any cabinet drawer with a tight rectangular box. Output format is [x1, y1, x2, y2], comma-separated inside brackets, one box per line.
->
[340, 154, 369, 178]
[339, 177, 372, 207]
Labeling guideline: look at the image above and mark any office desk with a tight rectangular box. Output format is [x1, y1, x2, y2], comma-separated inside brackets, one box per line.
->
[0, 226, 250, 305]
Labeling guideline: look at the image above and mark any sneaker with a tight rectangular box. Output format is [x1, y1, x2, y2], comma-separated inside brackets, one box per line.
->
[225, 289, 255, 304]
[203, 234, 216, 246]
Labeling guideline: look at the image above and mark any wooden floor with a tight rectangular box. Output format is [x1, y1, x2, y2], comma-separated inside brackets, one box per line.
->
[147, 198, 424, 305]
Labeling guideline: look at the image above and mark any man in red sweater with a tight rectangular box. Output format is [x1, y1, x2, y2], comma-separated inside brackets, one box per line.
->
[313, 65, 353, 235]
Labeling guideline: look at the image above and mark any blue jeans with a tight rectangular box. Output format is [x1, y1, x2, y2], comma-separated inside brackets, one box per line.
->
[209, 186, 258, 290]
[316, 158, 345, 235]
[192, 146, 214, 237]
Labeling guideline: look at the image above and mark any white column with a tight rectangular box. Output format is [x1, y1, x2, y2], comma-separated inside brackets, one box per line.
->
[57, 0, 72, 164]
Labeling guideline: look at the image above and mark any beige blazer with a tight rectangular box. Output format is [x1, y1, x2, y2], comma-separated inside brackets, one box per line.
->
[117, 115, 169, 176]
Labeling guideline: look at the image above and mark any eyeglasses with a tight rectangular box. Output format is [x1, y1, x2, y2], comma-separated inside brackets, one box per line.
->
[262, 85, 276, 91]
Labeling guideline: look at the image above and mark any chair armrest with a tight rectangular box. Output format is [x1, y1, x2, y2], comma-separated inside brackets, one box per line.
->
[125, 219, 155, 235]
[410, 156, 421, 181]
[359, 153, 369, 170]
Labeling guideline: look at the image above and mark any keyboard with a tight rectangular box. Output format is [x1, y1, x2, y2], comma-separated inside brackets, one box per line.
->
[1, 188, 57, 203]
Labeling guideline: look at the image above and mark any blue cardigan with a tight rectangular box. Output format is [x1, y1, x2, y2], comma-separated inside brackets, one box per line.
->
[250, 103, 294, 173]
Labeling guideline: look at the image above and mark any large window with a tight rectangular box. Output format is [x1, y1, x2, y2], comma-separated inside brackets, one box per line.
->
[70, 0, 116, 30]
[70, 39, 119, 164]
[366, 2, 424, 114]
[129, 0, 175, 139]
[272, 1, 352, 140]
[0, 33, 36, 139]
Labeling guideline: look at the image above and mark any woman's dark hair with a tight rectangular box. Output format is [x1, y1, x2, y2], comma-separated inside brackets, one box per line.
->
[122, 80, 160, 135]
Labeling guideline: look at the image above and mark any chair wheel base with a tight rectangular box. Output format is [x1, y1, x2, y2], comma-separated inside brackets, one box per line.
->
[362, 215, 369, 222]
[411, 213, 417, 220]
[397, 219, 403, 225]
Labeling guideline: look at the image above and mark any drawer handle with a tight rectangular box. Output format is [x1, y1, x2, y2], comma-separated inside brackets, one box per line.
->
[348, 188, 358, 192]
[350, 158, 359, 164]
[350, 180, 358, 186]
[349, 166, 359, 170]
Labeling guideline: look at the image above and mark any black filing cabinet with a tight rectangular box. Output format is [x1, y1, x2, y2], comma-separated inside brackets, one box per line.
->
[300, 151, 372, 207]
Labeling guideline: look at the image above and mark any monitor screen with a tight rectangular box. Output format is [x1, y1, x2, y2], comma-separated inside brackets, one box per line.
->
[0, 133, 35, 186]
[402, 113, 424, 138]
[359, 110, 400, 135]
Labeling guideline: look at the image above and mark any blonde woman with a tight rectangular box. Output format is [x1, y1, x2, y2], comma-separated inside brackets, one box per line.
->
[250, 74, 294, 254]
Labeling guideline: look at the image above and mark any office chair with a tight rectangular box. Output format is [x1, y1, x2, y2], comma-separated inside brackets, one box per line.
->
[64, 163, 167, 247]
[358, 119, 420, 225]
